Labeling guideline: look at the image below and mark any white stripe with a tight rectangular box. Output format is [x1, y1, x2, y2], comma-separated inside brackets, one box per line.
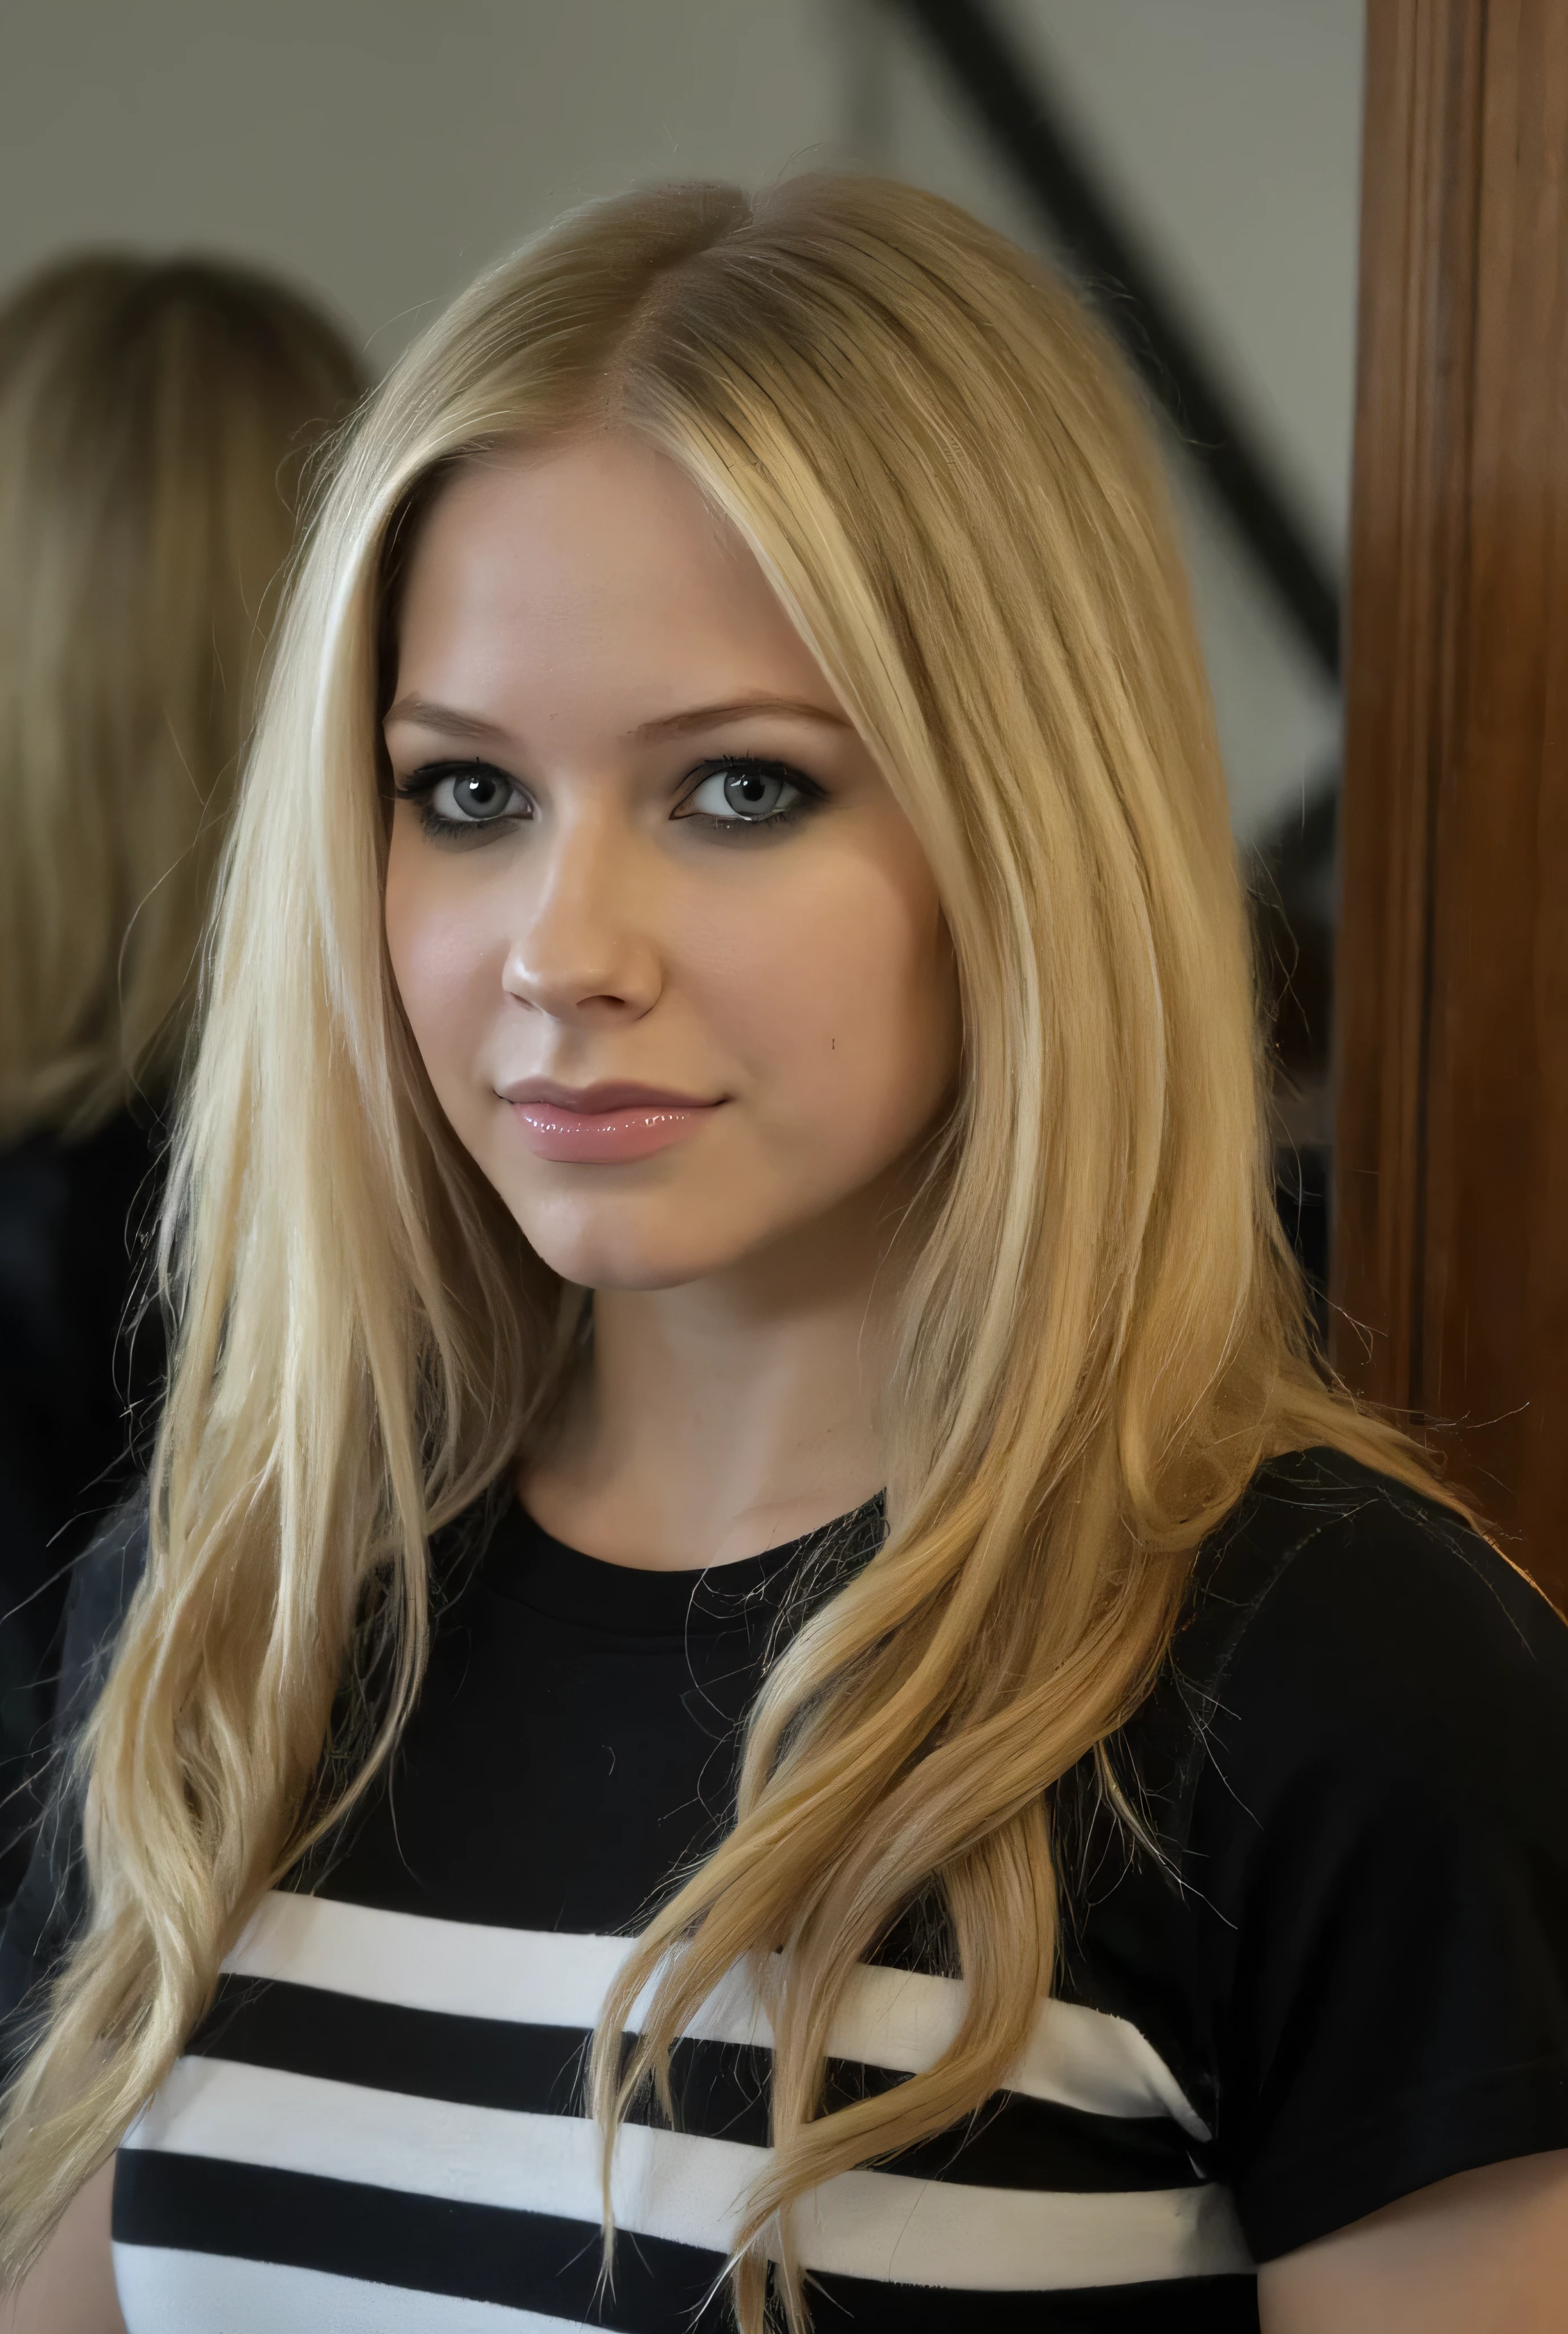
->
[227, 1892, 1207, 2137]
[113, 2246, 575, 2334]
[124, 2058, 1251, 2291]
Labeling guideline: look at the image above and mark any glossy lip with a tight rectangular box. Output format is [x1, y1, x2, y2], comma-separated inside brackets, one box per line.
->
[498, 1077, 724, 1165]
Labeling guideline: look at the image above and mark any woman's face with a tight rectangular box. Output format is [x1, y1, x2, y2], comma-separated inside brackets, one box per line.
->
[383, 435, 959, 1294]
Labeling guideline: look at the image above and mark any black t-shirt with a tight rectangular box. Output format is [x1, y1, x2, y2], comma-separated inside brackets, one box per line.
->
[0, 1109, 165, 1909]
[5, 1447, 1567, 2332]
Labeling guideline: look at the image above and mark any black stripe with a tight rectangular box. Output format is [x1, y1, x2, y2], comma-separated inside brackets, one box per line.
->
[816, 2259, 1260, 2334]
[820, 2058, 1198, 2193]
[112, 2152, 1259, 2330]
[113, 2149, 728, 2332]
[193, 1973, 596, 2118]
[812, 2262, 1260, 2331]
[193, 1974, 1199, 2191]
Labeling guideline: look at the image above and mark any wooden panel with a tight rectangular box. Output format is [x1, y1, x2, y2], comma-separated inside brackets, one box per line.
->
[1333, 0, 1568, 1600]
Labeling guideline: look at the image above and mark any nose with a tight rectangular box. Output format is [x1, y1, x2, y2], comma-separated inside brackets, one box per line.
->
[500, 799, 663, 1026]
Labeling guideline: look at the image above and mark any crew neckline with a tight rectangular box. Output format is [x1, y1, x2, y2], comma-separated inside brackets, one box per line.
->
[479, 1494, 884, 1637]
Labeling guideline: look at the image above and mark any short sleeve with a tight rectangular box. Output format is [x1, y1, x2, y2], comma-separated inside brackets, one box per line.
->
[0, 1490, 149, 2070]
[1189, 1484, 1568, 2260]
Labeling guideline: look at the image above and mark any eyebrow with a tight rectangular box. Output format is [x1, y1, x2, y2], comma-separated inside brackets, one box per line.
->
[631, 696, 852, 741]
[382, 691, 851, 743]
[382, 695, 511, 741]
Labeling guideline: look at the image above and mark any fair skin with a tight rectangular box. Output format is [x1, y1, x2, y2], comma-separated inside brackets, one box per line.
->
[383, 436, 959, 1565]
[3, 2164, 117, 2334]
[14, 436, 1566, 2327]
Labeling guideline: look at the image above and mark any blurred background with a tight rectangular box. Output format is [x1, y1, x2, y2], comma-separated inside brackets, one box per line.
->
[0, 0, 1361, 1883]
[0, 0, 1357, 1058]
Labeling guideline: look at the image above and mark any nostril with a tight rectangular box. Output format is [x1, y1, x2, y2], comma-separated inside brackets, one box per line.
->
[500, 937, 663, 1022]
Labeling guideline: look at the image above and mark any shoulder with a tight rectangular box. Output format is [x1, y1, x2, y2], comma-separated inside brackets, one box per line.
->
[1154, 1448, 1568, 2256]
[53, 1482, 152, 1730]
[1170, 1445, 1567, 1818]
[1096, 1439, 1567, 1911]
[1193, 1441, 1554, 1659]
[0, 1487, 150, 2058]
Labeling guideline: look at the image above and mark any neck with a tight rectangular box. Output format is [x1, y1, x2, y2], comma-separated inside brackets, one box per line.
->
[520, 1191, 893, 1570]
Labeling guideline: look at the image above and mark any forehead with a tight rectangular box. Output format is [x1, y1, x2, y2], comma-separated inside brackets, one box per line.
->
[393, 435, 828, 726]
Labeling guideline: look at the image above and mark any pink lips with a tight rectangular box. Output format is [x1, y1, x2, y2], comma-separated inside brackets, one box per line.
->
[500, 1079, 722, 1164]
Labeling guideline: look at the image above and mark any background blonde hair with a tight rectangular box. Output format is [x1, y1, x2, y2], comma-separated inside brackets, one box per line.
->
[0, 253, 364, 1141]
[1, 179, 1457, 2321]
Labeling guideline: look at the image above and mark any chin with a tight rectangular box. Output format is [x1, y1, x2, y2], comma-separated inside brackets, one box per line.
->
[511, 1199, 753, 1294]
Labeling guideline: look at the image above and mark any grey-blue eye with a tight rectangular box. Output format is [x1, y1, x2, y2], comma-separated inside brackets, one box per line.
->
[685, 764, 804, 822]
[428, 767, 522, 823]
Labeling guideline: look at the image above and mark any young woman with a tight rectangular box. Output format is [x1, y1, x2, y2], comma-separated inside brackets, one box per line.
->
[0, 255, 363, 1901]
[2, 178, 1565, 2334]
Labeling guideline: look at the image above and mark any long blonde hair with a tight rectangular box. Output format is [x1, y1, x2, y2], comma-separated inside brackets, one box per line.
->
[0, 178, 1453, 2319]
[0, 252, 364, 1140]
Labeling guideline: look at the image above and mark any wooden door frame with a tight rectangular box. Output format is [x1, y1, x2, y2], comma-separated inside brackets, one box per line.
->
[1333, 0, 1568, 1599]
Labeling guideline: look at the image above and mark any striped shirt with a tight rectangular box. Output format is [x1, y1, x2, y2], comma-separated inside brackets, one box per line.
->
[8, 1448, 1568, 2329]
[117, 1893, 1248, 2328]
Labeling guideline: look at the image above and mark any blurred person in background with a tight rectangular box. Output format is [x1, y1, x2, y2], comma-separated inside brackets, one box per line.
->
[0, 256, 362, 1904]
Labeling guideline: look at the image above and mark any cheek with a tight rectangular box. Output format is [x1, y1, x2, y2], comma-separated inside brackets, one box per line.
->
[693, 843, 958, 1153]
[383, 831, 500, 1095]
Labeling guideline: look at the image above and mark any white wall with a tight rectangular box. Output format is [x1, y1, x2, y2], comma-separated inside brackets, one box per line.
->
[860, 0, 1362, 838]
[1009, 0, 1365, 568]
[0, 1, 852, 361]
[0, 0, 1363, 840]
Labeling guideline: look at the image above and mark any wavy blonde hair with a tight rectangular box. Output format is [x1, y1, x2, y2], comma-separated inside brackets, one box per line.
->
[0, 252, 364, 1141]
[0, 178, 1453, 2320]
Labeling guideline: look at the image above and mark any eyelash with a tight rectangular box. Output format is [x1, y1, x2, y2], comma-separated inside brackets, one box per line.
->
[392, 761, 529, 843]
[391, 754, 826, 843]
[677, 754, 824, 836]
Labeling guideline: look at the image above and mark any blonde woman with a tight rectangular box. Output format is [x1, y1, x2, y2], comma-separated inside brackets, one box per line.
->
[2, 180, 1565, 2334]
[0, 254, 362, 1893]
